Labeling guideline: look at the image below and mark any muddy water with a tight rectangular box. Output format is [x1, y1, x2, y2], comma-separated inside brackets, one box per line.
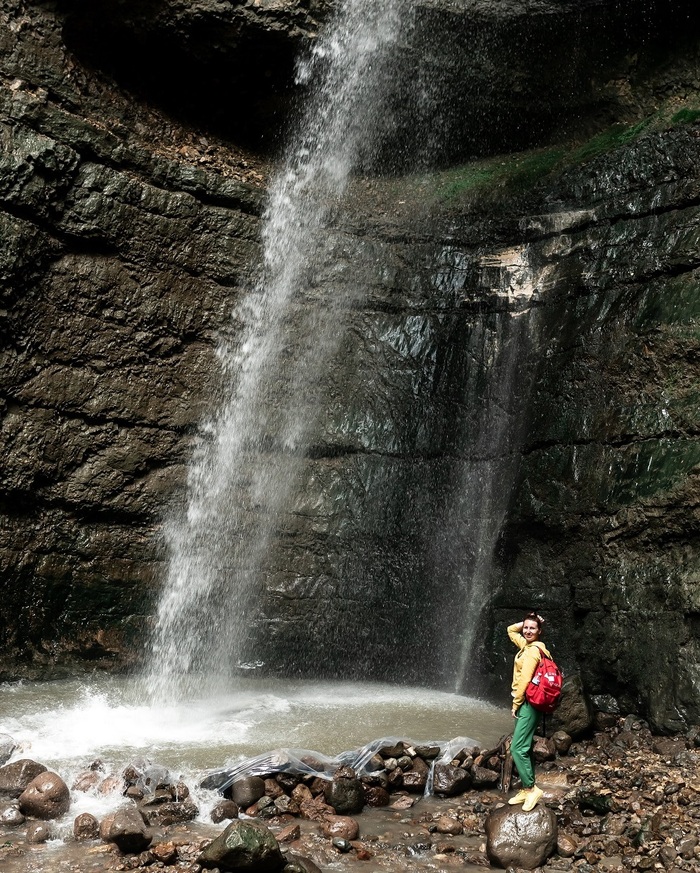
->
[0, 676, 511, 870]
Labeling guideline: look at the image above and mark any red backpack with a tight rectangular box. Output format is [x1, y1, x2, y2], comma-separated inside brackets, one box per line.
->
[525, 648, 563, 714]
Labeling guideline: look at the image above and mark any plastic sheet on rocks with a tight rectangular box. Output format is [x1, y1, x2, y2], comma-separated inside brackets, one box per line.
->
[199, 735, 479, 795]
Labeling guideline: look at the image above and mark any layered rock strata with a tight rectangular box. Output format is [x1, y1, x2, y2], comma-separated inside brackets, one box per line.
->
[0, 0, 698, 732]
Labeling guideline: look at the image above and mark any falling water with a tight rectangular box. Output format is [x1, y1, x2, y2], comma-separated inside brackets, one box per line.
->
[146, 0, 411, 700]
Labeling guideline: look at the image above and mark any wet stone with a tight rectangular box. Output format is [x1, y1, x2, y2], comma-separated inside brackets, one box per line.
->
[18, 771, 70, 820]
[331, 837, 352, 853]
[434, 815, 462, 835]
[26, 821, 51, 844]
[556, 833, 577, 857]
[414, 745, 441, 760]
[139, 799, 199, 826]
[323, 772, 364, 815]
[552, 731, 573, 755]
[211, 799, 240, 823]
[198, 819, 285, 871]
[0, 803, 24, 826]
[485, 805, 557, 869]
[363, 785, 390, 807]
[432, 763, 470, 797]
[402, 770, 427, 792]
[321, 815, 359, 840]
[283, 853, 323, 873]
[230, 776, 266, 808]
[471, 765, 500, 788]
[104, 806, 152, 854]
[72, 770, 102, 792]
[264, 778, 285, 800]
[74, 812, 100, 841]
[276, 822, 300, 843]
[532, 736, 556, 762]
[0, 760, 47, 799]
[151, 841, 178, 864]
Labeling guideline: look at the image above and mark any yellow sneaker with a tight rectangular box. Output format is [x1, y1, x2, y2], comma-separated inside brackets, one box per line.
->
[522, 785, 544, 812]
[508, 789, 528, 805]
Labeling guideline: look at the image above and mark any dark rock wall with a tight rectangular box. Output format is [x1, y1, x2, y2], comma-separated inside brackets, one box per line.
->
[0, 0, 264, 675]
[0, 0, 699, 729]
[485, 129, 700, 731]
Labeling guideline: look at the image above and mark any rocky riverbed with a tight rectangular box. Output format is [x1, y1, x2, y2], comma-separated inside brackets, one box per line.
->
[0, 713, 698, 873]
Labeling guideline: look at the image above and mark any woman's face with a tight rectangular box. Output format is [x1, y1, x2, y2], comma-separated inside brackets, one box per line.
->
[522, 619, 540, 642]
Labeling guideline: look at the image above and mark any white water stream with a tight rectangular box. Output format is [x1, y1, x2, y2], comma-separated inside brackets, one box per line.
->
[146, 0, 412, 701]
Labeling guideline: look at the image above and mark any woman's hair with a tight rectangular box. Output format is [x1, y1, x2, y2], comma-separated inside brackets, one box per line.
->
[523, 611, 545, 630]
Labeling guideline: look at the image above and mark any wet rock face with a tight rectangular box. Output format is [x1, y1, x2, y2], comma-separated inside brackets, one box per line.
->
[58, 0, 331, 146]
[486, 125, 700, 731]
[52, 0, 700, 163]
[0, 0, 699, 731]
[0, 0, 263, 678]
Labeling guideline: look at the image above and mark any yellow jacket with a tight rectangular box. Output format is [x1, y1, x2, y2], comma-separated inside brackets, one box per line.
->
[508, 623, 551, 709]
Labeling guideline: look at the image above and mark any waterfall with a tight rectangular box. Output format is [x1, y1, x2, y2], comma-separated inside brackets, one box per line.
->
[146, 0, 411, 700]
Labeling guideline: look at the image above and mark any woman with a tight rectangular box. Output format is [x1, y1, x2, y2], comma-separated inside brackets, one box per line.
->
[507, 611, 549, 811]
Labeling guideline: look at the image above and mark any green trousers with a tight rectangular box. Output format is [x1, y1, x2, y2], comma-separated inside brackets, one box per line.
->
[511, 700, 540, 789]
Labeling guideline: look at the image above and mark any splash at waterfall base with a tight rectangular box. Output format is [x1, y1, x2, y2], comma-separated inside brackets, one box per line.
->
[0, 716, 699, 873]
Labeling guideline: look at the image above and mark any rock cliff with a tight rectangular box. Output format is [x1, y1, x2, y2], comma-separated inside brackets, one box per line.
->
[0, 0, 699, 730]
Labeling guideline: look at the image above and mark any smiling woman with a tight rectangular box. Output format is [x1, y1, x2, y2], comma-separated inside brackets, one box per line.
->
[506, 613, 550, 811]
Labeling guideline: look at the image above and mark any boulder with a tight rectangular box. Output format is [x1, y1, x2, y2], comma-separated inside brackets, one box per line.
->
[198, 820, 286, 871]
[532, 736, 556, 762]
[26, 821, 51, 843]
[211, 799, 240, 823]
[432, 763, 471, 797]
[102, 806, 152, 854]
[550, 675, 593, 738]
[471, 765, 500, 788]
[551, 730, 573, 755]
[299, 795, 335, 821]
[323, 768, 364, 815]
[0, 760, 47, 799]
[402, 769, 428, 792]
[321, 815, 359, 840]
[139, 799, 199, 826]
[485, 805, 557, 870]
[18, 771, 70, 820]
[0, 803, 24, 826]
[74, 812, 100, 841]
[362, 784, 390, 807]
[230, 776, 266, 808]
